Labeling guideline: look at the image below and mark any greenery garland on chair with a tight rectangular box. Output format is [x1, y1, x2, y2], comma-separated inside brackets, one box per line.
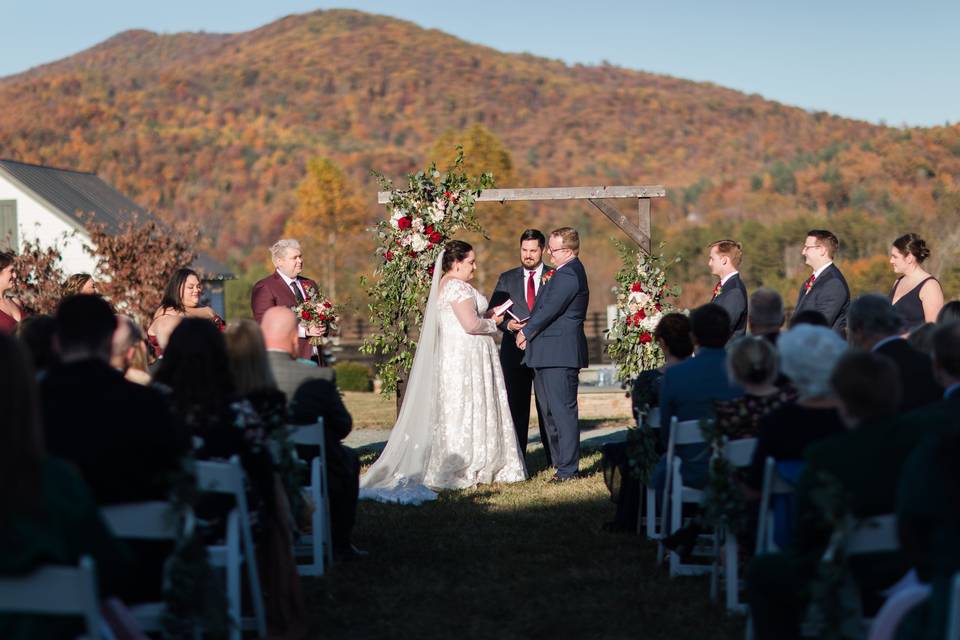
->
[360, 150, 494, 396]
[607, 242, 681, 483]
[700, 422, 750, 535]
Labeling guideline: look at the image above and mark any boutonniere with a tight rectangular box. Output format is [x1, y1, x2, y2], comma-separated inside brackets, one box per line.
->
[712, 281, 722, 299]
[541, 269, 555, 286]
[804, 274, 816, 294]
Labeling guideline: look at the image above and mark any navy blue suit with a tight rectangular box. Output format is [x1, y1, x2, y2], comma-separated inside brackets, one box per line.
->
[522, 257, 589, 477]
[655, 348, 742, 492]
[713, 273, 748, 339]
[490, 265, 550, 463]
[794, 263, 850, 335]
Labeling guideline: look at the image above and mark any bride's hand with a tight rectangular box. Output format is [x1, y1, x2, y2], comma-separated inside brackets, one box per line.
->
[490, 313, 505, 326]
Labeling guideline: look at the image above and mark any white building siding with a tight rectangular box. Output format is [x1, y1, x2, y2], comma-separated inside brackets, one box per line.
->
[0, 174, 97, 274]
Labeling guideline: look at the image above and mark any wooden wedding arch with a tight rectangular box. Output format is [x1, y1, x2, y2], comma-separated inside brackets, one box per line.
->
[378, 185, 666, 253]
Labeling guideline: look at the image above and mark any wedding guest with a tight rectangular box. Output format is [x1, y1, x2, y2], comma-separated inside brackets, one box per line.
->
[937, 300, 960, 324]
[61, 272, 97, 297]
[146, 268, 223, 356]
[602, 313, 693, 532]
[489, 228, 550, 464]
[40, 295, 185, 603]
[654, 304, 741, 494]
[748, 287, 785, 343]
[0, 333, 133, 640]
[0, 251, 24, 335]
[707, 239, 748, 338]
[260, 306, 361, 559]
[17, 314, 59, 377]
[888, 233, 944, 330]
[41, 295, 186, 504]
[793, 229, 850, 334]
[225, 320, 288, 431]
[846, 294, 942, 410]
[744, 325, 847, 490]
[787, 308, 828, 329]
[251, 239, 324, 362]
[714, 337, 796, 440]
[748, 351, 916, 639]
[111, 315, 150, 385]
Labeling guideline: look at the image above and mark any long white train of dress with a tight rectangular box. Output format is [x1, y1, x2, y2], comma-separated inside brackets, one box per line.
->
[359, 262, 527, 505]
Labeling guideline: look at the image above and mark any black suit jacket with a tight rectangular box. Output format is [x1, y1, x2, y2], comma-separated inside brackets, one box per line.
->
[874, 338, 943, 412]
[40, 359, 188, 504]
[794, 263, 850, 334]
[713, 273, 748, 338]
[490, 264, 549, 370]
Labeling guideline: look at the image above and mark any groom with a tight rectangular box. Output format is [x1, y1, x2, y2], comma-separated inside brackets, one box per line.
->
[517, 227, 589, 482]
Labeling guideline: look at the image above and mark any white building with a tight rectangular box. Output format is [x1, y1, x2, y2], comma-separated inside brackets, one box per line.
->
[0, 158, 232, 316]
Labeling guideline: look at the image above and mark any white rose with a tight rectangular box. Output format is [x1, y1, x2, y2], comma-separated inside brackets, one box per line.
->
[412, 217, 425, 232]
[390, 210, 405, 229]
[429, 201, 446, 223]
[410, 233, 429, 253]
[628, 291, 651, 308]
[400, 234, 413, 247]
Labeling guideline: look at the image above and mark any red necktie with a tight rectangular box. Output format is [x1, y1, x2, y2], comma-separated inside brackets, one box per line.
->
[526, 270, 536, 310]
[805, 274, 816, 294]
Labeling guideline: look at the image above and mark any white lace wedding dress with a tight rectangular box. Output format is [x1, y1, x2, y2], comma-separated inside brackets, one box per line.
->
[360, 255, 527, 505]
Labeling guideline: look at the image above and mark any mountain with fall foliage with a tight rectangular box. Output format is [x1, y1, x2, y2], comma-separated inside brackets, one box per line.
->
[1, 8, 959, 314]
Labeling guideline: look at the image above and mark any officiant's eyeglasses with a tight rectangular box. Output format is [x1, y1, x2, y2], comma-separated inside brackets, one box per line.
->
[547, 244, 571, 255]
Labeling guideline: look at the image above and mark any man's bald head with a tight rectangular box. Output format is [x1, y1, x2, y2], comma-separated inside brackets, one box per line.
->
[260, 306, 298, 356]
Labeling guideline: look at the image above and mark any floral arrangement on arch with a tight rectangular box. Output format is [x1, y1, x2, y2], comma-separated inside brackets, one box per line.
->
[606, 242, 682, 383]
[361, 150, 494, 395]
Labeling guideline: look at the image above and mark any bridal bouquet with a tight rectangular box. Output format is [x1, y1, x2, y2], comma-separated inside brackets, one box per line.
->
[294, 294, 342, 346]
[607, 242, 682, 381]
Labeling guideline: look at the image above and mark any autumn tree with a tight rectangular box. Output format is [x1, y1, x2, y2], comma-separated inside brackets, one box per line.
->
[87, 217, 197, 328]
[13, 237, 68, 315]
[284, 157, 365, 301]
[429, 124, 524, 291]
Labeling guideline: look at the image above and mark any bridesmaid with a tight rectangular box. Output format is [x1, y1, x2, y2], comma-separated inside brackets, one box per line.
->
[0, 252, 24, 335]
[888, 234, 944, 332]
[146, 267, 224, 357]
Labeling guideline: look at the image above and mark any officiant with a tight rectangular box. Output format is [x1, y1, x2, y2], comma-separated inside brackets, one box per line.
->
[490, 229, 552, 466]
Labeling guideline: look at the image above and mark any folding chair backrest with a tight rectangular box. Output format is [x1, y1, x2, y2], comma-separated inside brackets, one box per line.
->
[195, 458, 245, 496]
[721, 438, 757, 467]
[0, 555, 102, 638]
[672, 419, 705, 447]
[101, 501, 194, 541]
[756, 456, 797, 554]
[287, 419, 325, 447]
[845, 514, 898, 556]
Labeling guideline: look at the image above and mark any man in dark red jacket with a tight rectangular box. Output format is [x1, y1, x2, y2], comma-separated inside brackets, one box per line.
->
[251, 238, 324, 361]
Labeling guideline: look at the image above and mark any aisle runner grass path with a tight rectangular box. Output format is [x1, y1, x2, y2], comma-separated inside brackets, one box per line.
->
[301, 448, 745, 639]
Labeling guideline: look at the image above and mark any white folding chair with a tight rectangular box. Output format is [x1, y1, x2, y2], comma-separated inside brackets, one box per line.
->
[712, 437, 757, 612]
[0, 555, 103, 639]
[195, 456, 267, 640]
[866, 583, 931, 640]
[287, 418, 334, 576]
[100, 501, 195, 633]
[845, 514, 899, 556]
[662, 417, 714, 576]
[754, 456, 796, 555]
[633, 409, 661, 539]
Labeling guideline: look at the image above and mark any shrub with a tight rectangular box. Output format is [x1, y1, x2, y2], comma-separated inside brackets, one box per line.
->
[335, 361, 373, 392]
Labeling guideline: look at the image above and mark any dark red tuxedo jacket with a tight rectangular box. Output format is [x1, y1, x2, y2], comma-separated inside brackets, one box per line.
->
[251, 271, 319, 360]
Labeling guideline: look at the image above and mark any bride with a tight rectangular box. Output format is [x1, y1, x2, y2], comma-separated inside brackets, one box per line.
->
[360, 240, 528, 504]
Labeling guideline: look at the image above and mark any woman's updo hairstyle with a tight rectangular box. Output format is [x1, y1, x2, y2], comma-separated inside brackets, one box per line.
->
[442, 240, 473, 273]
[893, 233, 931, 264]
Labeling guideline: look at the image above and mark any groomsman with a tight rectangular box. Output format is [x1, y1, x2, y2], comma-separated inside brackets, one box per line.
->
[793, 229, 850, 335]
[251, 238, 325, 362]
[707, 239, 748, 339]
[490, 229, 551, 466]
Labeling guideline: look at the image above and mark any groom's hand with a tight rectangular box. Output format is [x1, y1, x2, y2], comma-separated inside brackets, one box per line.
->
[507, 319, 526, 332]
[516, 330, 527, 350]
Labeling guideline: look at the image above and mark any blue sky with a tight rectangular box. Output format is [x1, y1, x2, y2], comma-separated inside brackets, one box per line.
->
[4, 0, 957, 127]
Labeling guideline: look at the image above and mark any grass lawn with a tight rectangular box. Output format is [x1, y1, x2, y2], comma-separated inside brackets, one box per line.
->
[301, 447, 745, 639]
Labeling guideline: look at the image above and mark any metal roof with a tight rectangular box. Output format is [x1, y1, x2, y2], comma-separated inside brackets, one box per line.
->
[0, 158, 233, 279]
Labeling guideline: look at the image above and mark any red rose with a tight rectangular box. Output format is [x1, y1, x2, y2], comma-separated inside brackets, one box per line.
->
[429, 231, 442, 244]
[428, 265, 435, 276]
[625, 315, 633, 327]
[640, 332, 653, 344]
[301, 311, 312, 321]
[631, 282, 643, 292]
[385, 250, 394, 261]
[636, 309, 646, 320]
[397, 216, 412, 230]
[655, 303, 662, 312]
[444, 190, 453, 200]
[407, 250, 417, 258]
[424, 224, 435, 235]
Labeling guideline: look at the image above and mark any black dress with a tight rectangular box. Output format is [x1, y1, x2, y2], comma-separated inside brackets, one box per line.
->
[890, 275, 937, 333]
